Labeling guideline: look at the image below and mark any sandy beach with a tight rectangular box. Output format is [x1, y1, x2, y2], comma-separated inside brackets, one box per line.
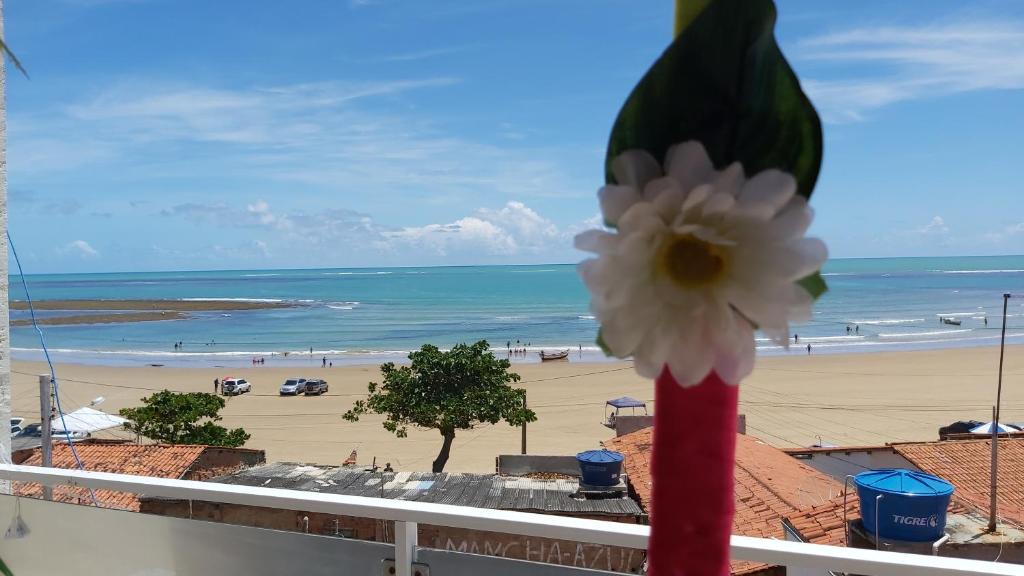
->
[11, 345, 1024, 472]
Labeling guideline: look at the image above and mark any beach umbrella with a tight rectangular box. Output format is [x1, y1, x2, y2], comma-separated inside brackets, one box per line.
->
[969, 421, 1020, 435]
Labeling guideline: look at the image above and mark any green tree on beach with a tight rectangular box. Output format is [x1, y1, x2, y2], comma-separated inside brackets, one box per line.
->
[119, 391, 250, 448]
[343, 340, 536, 472]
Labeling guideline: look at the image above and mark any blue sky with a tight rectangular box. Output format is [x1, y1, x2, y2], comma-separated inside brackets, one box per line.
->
[6, 0, 1024, 272]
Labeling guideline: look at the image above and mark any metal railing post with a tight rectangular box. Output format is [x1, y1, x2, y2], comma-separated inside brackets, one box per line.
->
[395, 520, 417, 576]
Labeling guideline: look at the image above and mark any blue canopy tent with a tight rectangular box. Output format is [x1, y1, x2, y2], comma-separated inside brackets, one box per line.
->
[604, 396, 648, 428]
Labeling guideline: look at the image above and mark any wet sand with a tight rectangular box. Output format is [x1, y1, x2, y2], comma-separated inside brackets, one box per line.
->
[11, 299, 294, 311]
[11, 311, 189, 326]
[10, 298, 296, 326]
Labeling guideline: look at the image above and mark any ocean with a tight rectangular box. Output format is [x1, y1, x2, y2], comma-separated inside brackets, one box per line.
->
[9, 256, 1024, 367]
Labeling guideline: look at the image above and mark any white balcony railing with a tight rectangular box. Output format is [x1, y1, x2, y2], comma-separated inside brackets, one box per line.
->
[0, 464, 1019, 576]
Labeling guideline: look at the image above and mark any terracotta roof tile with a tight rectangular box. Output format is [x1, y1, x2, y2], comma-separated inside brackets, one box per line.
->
[605, 429, 842, 575]
[892, 438, 1024, 525]
[15, 444, 207, 511]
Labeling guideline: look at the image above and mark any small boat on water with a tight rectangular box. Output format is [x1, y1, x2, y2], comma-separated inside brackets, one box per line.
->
[539, 349, 570, 361]
[941, 317, 962, 326]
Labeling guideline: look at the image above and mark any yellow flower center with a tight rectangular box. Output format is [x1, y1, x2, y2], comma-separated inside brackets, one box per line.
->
[657, 233, 727, 288]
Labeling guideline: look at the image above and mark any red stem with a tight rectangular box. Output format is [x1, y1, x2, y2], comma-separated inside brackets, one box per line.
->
[646, 369, 738, 576]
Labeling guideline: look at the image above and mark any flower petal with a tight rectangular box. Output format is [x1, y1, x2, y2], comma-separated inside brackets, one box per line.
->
[643, 176, 681, 202]
[664, 141, 716, 192]
[702, 192, 736, 218]
[574, 229, 617, 254]
[736, 169, 797, 219]
[680, 183, 712, 215]
[598, 185, 641, 227]
[650, 182, 686, 223]
[767, 196, 813, 241]
[724, 283, 791, 334]
[711, 316, 755, 384]
[601, 300, 660, 357]
[731, 237, 828, 283]
[612, 149, 662, 188]
[618, 202, 667, 236]
[663, 324, 714, 386]
[713, 163, 745, 197]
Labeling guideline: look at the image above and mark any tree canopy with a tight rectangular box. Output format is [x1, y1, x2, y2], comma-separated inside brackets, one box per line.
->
[119, 390, 250, 448]
[343, 340, 536, 472]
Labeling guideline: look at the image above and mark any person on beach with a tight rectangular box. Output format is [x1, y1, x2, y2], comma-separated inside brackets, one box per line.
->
[985, 317, 989, 326]
[846, 325, 850, 334]
[855, 325, 859, 334]
[794, 334, 799, 343]
[322, 356, 327, 368]
[214, 378, 219, 393]
[806, 343, 812, 355]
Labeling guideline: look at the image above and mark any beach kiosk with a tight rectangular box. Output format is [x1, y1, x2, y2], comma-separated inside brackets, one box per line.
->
[603, 396, 648, 429]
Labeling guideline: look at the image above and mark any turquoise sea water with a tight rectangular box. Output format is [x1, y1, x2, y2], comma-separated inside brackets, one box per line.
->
[10, 256, 1024, 367]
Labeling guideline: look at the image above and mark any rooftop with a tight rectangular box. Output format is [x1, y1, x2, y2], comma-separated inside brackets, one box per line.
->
[207, 462, 643, 517]
[18, 444, 208, 510]
[891, 438, 1024, 525]
[783, 494, 859, 547]
[604, 428, 842, 575]
[784, 438, 1024, 547]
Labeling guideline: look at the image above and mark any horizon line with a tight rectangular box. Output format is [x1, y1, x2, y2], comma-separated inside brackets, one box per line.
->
[7, 253, 1024, 277]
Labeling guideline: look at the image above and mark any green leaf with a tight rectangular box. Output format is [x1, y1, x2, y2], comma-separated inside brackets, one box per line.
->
[797, 271, 828, 300]
[0, 556, 13, 576]
[674, 0, 713, 35]
[607, 0, 822, 200]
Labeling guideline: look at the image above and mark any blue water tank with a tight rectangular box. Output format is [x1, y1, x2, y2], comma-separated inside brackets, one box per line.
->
[576, 450, 624, 486]
[854, 469, 954, 542]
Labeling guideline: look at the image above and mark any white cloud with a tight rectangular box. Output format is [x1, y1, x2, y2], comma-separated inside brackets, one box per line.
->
[798, 20, 1024, 122]
[386, 201, 564, 257]
[15, 79, 585, 201]
[161, 198, 590, 264]
[246, 200, 292, 231]
[252, 240, 270, 258]
[917, 215, 949, 236]
[983, 221, 1024, 244]
[379, 46, 470, 62]
[59, 240, 99, 258]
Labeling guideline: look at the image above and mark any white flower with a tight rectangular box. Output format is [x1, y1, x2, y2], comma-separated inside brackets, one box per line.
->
[599, 141, 718, 227]
[576, 141, 827, 386]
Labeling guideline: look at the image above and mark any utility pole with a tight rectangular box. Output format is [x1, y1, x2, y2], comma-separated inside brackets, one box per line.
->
[990, 406, 999, 532]
[39, 374, 52, 501]
[0, 0, 12, 496]
[996, 293, 1011, 424]
[991, 293, 1012, 532]
[521, 395, 527, 455]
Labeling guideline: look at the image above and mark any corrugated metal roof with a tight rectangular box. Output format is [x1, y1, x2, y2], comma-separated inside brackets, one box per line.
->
[210, 462, 641, 516]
